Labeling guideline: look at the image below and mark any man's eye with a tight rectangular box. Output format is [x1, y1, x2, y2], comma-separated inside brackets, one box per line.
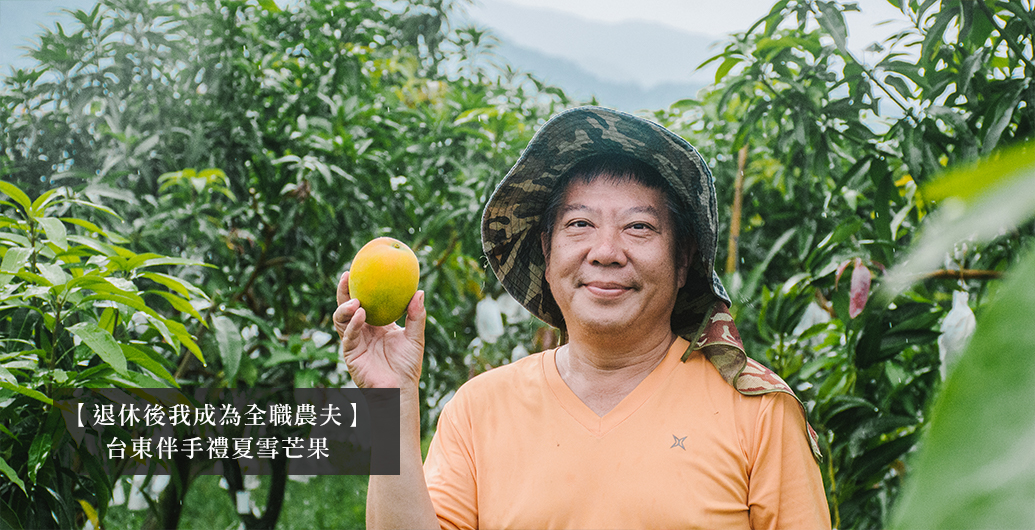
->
[630, 222, 652, 231]
[568, 220, 590, 228]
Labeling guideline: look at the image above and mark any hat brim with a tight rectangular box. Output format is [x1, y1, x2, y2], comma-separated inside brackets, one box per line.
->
[481, 106, 730, 339]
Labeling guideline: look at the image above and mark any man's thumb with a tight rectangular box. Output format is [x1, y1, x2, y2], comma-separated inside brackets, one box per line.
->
[404, 290, 426, 345]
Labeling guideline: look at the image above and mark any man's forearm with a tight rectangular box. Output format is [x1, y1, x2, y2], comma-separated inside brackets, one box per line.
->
[366, 386, 438, 529]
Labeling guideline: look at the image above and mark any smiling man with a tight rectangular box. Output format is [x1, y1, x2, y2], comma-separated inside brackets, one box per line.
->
[335, 106, 831, 529]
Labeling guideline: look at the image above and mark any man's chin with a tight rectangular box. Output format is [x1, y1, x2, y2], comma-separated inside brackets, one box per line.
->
[569, 313, 639, 336]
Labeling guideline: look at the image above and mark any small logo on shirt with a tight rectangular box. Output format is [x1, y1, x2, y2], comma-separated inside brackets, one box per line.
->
[670, 435, 687, 450]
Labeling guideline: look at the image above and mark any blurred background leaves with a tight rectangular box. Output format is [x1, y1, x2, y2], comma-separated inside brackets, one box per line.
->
[1, 0, 1033, 528]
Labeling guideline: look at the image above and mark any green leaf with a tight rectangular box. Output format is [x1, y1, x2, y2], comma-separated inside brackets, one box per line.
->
[12, 270, 52, 287]
[0, 181, 32, 213]
[37, 217, 68, 250]
[696, 51, 728, 71]
[57, 217, 106, 235]
[257, 0, 281, 13]
[164, 319, 205, 365]
[98, 307, 118, 334]
[66, 274, 130, 297]
[816, 1, 849, 53]
[1, 247, 33, 273]
[147, 290, 205, 321]
[817, 394, 875, 425]
[78, 456, 109, 522]
[981, 82, 1025, 153]
[883, 141, 1035, 297]
[995, 0, 1035, 27]
[846, 432, 918, 483]
[889, 246, 1035, 530]
[139, 311, 177, 351]
[140, 272, 207, 300]
[885, 75, 914, 99]
[121, 344, 178, 387]
[957, 49, 988, 96]
[130, 255, 210, 270]
[67, 322, 127, 374]
[847, 415, 916, 457]
[816, 217, 864, 250]
[715, 56, 742, 84]
[857, 328, 940, 368]
[922, 4, 959, 63]
[38, 263, 69, 289]
[29, 188, 62, 216]
[109, 368, 167, 388]
[66, 235, 121, 257]
[0, 456, 25, 495]
[760, 0, 791, 36]
[81, 292, 159, 321]
[0, 382, 53, 405]
[923, 142, 1035, 203]
[27, 433, 52, 484]
[64, 199, 122, 221]
[737, 228, 797, 302]
[212, 315, 242, 383]
[0, 247, 32, 288]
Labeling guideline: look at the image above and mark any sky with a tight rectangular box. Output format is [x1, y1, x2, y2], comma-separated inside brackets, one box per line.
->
[472, 0, 913, 51]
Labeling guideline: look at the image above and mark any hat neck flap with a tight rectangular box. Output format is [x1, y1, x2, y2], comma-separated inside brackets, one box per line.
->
[684, 300, 823, 462]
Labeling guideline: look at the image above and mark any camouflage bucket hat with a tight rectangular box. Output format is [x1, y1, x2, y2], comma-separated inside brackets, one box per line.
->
[481, 106, 731, 340]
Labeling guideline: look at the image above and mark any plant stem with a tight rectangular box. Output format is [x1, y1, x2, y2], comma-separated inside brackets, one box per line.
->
[923, 268, 1004, 281]
[726, 144, 748, 275]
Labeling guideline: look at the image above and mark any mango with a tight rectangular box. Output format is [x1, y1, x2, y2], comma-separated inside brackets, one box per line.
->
[348, 237, 420, 326]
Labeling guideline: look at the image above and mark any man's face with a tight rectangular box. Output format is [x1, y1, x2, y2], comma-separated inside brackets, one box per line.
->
[542, 177, 689, 338]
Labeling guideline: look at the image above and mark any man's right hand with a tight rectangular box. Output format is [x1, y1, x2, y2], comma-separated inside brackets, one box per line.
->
[335, 272, 439, 530]
[333, 271, 426, 390]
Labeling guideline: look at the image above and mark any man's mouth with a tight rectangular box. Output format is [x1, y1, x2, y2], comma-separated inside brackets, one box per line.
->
[581, 281, 633, 297]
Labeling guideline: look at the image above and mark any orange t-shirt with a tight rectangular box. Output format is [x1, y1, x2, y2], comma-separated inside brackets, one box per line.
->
[424, 337, 831, 530]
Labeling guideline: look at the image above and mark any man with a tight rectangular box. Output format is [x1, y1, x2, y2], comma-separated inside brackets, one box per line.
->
[335, 106, 831, 529]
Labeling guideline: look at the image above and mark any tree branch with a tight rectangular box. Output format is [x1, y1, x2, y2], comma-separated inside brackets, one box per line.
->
[923, 268, 1004, 281]
[726, 144, 748, 275]
[976, 1, 1035, 73]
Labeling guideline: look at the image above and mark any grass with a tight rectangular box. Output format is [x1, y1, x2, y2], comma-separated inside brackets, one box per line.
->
[102, 474, 368, 529]
[98, 435, 434, 528]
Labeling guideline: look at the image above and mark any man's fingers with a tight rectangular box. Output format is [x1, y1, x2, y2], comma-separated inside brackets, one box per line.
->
[341, 305, 367, 357]
[333, 298, 360, 337]
[336, 271, 351, 306]
[403, 290, 426, 346]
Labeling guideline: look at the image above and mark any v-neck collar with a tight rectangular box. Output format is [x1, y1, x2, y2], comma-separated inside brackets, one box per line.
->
[542, 337, 691, 437]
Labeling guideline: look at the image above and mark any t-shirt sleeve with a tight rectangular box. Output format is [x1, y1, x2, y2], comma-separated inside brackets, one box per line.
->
[746, 392, 832, 530]
[423, 393, 478, 530]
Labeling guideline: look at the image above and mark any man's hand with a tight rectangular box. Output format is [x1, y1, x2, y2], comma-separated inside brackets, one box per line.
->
[333, 271, 426, 390]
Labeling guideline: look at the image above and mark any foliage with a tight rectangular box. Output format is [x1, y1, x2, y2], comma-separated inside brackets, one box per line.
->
[103, 474, 368, 529]
[0, 0, 567, 422]
[3, 0, 1032, 527]
[1, 0, 565, 527]
[886, 142, 1035, 530]
[0, 180, 208, 528]
[653, 1, 1034, 528]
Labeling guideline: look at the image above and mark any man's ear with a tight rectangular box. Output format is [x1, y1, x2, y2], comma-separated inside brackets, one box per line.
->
[677, 239, 696, 290]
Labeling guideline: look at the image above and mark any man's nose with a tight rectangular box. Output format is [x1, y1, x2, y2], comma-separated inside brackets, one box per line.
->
[586, 229, 627, 266]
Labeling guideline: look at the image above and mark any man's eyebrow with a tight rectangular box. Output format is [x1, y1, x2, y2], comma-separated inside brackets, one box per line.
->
[560, 203, 593, 214]
[627, 205, 661, 217]
[559, 204, 662, 217]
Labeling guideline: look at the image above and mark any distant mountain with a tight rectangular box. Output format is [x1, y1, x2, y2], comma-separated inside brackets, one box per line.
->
[492, 40, 706, 112]
[459, 0, 723, 112]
